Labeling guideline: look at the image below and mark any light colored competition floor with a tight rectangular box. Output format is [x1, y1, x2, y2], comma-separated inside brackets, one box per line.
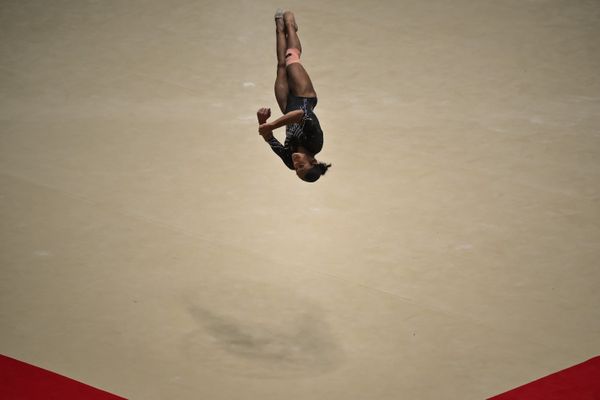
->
[1, 1, 599, 399]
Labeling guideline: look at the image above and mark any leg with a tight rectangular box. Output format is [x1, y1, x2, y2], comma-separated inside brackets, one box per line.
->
[274, 12, 288, 113]
[284, 12, 317, 98]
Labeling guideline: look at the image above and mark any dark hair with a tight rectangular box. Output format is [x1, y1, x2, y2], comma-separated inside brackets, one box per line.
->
[302, 162, 332, 183]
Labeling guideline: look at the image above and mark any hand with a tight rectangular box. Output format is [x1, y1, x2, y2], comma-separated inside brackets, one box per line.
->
[256, 107, 271, 124]
[258, 123, 273, 140]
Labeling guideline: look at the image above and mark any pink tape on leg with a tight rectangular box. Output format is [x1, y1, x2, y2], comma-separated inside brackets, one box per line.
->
[285, 48, 301, 67]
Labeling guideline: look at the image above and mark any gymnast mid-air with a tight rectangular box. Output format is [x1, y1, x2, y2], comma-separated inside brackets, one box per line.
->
[256, 10, 331, 183]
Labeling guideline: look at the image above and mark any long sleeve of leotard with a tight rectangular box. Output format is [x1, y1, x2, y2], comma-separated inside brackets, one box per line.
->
[267, 137, 294, 170]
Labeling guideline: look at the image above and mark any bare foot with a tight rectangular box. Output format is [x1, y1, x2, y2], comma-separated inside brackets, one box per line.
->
[274, 9, 285, 32]
[283, 11, 298, 32]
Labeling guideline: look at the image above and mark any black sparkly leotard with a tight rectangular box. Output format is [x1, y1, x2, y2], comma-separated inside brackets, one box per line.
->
[267, 93, 323, 170]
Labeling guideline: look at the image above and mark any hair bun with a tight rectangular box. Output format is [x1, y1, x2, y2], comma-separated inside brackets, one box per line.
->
[317, 162, 332, 175]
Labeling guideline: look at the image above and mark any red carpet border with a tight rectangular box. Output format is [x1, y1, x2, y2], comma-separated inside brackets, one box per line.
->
[1, 354, 126, 399]
[489, 356, 600, 400]
[3, 352, 599, 399]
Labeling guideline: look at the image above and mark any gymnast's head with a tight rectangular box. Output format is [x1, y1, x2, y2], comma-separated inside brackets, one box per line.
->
[292, 152, 331, 183]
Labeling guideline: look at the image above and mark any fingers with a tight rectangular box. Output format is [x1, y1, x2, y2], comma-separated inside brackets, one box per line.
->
[256, 108, 272, 124]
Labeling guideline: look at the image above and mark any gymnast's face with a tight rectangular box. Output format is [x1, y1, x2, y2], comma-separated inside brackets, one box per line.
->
[292, 152, 314, 179]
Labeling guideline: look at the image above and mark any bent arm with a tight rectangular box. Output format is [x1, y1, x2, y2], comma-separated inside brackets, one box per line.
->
[266, 109, 304, 130]
[267, 137, 295, 170]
